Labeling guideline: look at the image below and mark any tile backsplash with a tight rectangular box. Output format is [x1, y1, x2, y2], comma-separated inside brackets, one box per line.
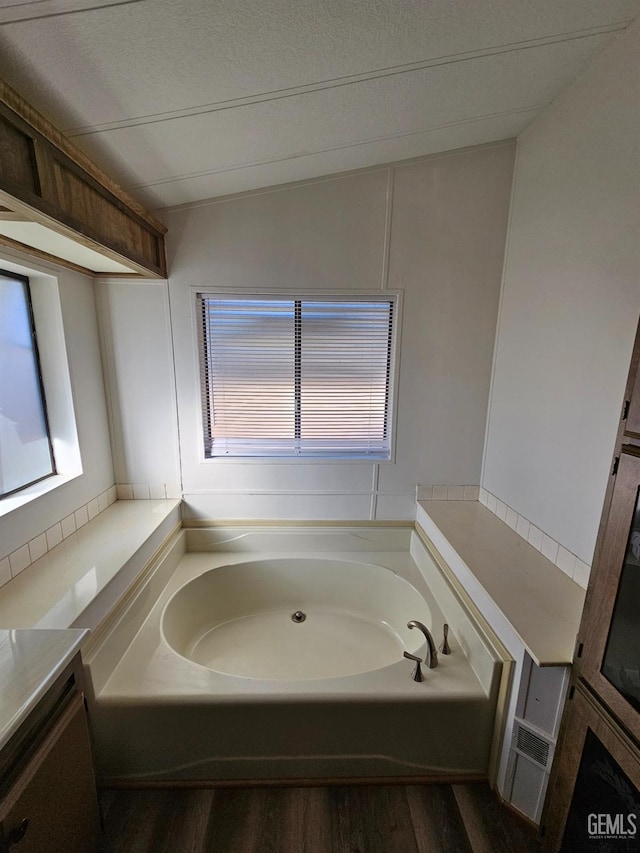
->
[0, 485, 118, 588]
[478, 487, 591, 589]
[1, 482, 181, 590]
[116, 483, 182, 501]
[417, 482, 591, 589]
[416, 484, 480, 502]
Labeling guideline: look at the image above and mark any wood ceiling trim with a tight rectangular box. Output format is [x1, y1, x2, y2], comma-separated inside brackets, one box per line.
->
[0, 79, 167, 278]
[0, 232, 94, 276]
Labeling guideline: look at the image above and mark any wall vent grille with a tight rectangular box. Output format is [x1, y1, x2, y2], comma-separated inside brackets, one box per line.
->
[514, 724, 551, 769]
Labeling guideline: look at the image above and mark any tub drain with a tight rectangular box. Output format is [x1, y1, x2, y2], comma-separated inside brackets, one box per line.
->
[291, 611, 306, 623]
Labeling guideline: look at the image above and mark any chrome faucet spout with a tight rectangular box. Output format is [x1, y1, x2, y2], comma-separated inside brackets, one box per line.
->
[407, 620, 438, 669]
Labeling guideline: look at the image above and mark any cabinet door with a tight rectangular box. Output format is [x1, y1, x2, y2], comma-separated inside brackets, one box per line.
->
[577, 448, 640, 743]
[542, 685, 640, 852]
[0, 692, 100, 853]
[623, 325, 640, 441]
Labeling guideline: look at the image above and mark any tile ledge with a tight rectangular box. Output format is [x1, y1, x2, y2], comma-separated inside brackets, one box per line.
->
[0, 499, 181, 631]
[416, 499, 585, 666]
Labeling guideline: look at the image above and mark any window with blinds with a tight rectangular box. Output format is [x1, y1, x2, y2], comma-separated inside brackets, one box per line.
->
[198, 295, 396, 459]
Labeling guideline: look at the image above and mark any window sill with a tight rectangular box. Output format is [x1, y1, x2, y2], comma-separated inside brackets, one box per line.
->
[200, 456, 395, 464]
[0, 471, 82, 520]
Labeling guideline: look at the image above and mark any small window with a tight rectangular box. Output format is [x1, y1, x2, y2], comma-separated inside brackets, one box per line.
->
[198, 295, 396, 459]
[0, 270, 55, 496]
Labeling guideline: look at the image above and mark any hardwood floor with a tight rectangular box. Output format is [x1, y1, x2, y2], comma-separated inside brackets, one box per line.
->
[99, 782, 542, 852]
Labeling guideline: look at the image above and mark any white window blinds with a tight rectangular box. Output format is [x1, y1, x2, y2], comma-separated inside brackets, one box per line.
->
[199, 295, 395, 459]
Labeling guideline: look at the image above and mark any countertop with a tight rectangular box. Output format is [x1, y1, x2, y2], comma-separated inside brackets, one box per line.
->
[0, 628, 88, 752]
[0, 499, 181, 766]
[416, 500, 586, 666]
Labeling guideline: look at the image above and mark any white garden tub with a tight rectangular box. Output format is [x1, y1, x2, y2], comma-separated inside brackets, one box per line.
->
[162, 558, 428, 680]
[86, 526, 507, 783]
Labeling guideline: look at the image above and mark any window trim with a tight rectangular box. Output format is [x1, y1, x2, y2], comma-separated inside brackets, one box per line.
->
[195, 289, 402, 464]
[0, 252, 83, 518]
[0, 268, 57, 498]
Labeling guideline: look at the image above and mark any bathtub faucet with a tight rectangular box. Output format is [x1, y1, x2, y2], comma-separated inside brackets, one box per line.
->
[407, 620, 438, 669]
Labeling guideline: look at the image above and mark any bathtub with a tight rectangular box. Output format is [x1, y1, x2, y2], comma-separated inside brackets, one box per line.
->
[85, 526, 508, 784]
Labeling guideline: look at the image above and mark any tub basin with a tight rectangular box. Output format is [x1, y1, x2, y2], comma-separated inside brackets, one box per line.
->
[161, 558, 429, 680]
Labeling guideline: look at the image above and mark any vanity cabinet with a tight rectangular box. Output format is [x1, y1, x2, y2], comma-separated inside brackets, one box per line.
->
[542, 321, 640, 850]
[0, 658, 100, 853]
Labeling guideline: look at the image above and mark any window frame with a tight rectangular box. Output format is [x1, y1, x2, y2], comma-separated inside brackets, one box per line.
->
[0, 252, 83, 517]
[195, 289, 402, 464]
[0, 268, 57, 498]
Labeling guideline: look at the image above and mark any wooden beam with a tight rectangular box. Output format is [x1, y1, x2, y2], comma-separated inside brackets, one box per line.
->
[0, 78, 167, 278]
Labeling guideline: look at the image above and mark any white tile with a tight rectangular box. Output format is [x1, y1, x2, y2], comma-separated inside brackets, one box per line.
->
[9, 545, 31, 576]
[541, 534, 559, 564]
[116, 483, 134, 500]
[149, 483, 167, 499]
[556, 545, 576, 577]
[479, 488, 489, 506]
[432, 485, 448, 501]
[132, 483, 151, 500]
[505, 507, 518, 530]
[0, 557, 11, 587]
[573, 559, 591, 589]
[447, 485, 464, 501]
[515, 515, 530, 539]
[45, 522, 63, 551]
[495, 499, 507, 521]
[97, 490, 109, 513]
[61, 514, 76, 539]
[108, 485, 118, 504]
[416, 485, 432, 501]
[28, 533, 48, 563]
[74, 505, 89, 529]
[463, 485, 479, 501]
[527, 524, 543, 551]
[87, 498, 100, 520]
[486, 493, 497, 513]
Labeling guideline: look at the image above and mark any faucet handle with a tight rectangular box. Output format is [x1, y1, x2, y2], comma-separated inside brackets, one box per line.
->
[404, 651, 424, 682]
[439, 623, 452, 655]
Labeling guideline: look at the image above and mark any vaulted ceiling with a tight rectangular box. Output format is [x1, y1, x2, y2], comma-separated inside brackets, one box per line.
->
[1, 0, 638, 210]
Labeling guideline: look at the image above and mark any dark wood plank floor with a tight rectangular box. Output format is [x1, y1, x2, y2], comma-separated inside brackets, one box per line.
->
[99, 782, 543, 852]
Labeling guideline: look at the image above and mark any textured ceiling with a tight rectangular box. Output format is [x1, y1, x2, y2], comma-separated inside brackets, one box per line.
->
[0, 0, 638, 210]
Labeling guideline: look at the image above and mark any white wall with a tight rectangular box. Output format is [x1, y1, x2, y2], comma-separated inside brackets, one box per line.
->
[96, 280, 181, 499]
[154, 143, 514, 521]
[0, 248, 115, 563]
[482, 21, 640, 566]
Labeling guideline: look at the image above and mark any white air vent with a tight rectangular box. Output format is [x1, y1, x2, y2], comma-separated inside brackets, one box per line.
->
[512, 719, 555, 770]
